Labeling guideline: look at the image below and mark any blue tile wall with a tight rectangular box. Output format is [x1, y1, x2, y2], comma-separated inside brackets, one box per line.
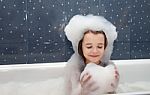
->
[0, 0, 150, 64]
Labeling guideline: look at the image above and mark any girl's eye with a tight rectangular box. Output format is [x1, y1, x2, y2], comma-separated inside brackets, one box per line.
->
[86, 46, 92, 49]
[98, 46, 103, 48]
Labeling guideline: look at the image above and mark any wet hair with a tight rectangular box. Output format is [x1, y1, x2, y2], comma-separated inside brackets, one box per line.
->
[78, 30, 108, 62]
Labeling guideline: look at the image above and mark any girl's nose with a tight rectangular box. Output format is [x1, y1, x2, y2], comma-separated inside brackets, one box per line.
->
[92, 47, 98, 53]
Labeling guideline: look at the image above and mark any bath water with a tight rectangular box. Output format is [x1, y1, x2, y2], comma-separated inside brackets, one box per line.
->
[117, 81, 150, 93]
[0, 77, 150, 95]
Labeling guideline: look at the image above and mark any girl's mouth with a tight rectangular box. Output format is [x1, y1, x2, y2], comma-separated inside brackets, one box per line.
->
[89, 55, 99, 57]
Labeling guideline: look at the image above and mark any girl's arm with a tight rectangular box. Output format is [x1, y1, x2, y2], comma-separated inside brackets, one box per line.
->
[64, 61, 82, 95]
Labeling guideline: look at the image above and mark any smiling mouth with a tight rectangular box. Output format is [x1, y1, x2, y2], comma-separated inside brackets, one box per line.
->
[89, 55, 99, 57]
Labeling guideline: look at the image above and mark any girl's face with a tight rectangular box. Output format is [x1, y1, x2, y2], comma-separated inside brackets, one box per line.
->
[82, 32, 105, 65]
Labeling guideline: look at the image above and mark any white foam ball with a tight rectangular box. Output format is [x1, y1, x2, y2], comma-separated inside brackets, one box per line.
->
[80, 63, 116, 95]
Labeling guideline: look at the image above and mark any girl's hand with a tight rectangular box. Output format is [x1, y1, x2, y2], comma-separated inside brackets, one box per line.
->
[114, 66, 119, 82]
[80, 72, 91, 87]
[80, 72, 99, 94]
[110, 66, 120, 90]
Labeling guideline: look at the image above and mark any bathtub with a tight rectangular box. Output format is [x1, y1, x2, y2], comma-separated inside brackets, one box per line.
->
[0, 59, 150, 95]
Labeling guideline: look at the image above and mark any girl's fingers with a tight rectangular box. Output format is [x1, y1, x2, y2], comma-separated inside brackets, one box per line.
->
[115, 70, 119, 76]
[80, 73, 91, 86]
[114, 66, 119, 80]
[115, 74, 119, 81]
[81, 74, 99, 92]
[90, 83, 99, 91]
[114, 72, 120, 83]
[85, 78, 94, 88]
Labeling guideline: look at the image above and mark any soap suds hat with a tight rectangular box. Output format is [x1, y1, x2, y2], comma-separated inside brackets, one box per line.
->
[64, 14, 117, 63]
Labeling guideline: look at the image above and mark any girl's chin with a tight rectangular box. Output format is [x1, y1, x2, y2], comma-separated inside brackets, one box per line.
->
[87, 60, 100, 64]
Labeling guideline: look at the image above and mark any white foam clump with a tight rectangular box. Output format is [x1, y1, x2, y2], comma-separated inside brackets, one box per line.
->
[80, 63, 116, 95]
[0, 77, 65, 95]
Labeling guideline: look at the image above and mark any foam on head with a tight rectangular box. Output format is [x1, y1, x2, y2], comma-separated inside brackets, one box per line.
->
[64, 14, 117, 63]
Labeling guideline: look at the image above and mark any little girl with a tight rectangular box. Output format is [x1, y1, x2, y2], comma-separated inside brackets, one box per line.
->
[64, 14, 119, 95]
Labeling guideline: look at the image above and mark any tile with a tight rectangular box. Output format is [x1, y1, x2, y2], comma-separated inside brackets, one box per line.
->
[111, 42, 130, 59]
[131, 42, 150, 59]
[0, 43, 28, 65]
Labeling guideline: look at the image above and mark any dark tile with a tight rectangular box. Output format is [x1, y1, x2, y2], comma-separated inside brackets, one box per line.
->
[131, 42, 150, 59]
[0, 0, 27, 44]
[111, 42, 130, 59]
[0, 43, 28, 64]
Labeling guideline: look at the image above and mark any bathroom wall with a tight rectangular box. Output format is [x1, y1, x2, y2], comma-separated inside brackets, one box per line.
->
[0, 0, 150, 64]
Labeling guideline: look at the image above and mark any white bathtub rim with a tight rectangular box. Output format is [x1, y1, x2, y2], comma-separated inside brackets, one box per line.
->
[0, 62, 66, 71]
[113, 59, 150, 66]
[0, 59, 150, 70]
